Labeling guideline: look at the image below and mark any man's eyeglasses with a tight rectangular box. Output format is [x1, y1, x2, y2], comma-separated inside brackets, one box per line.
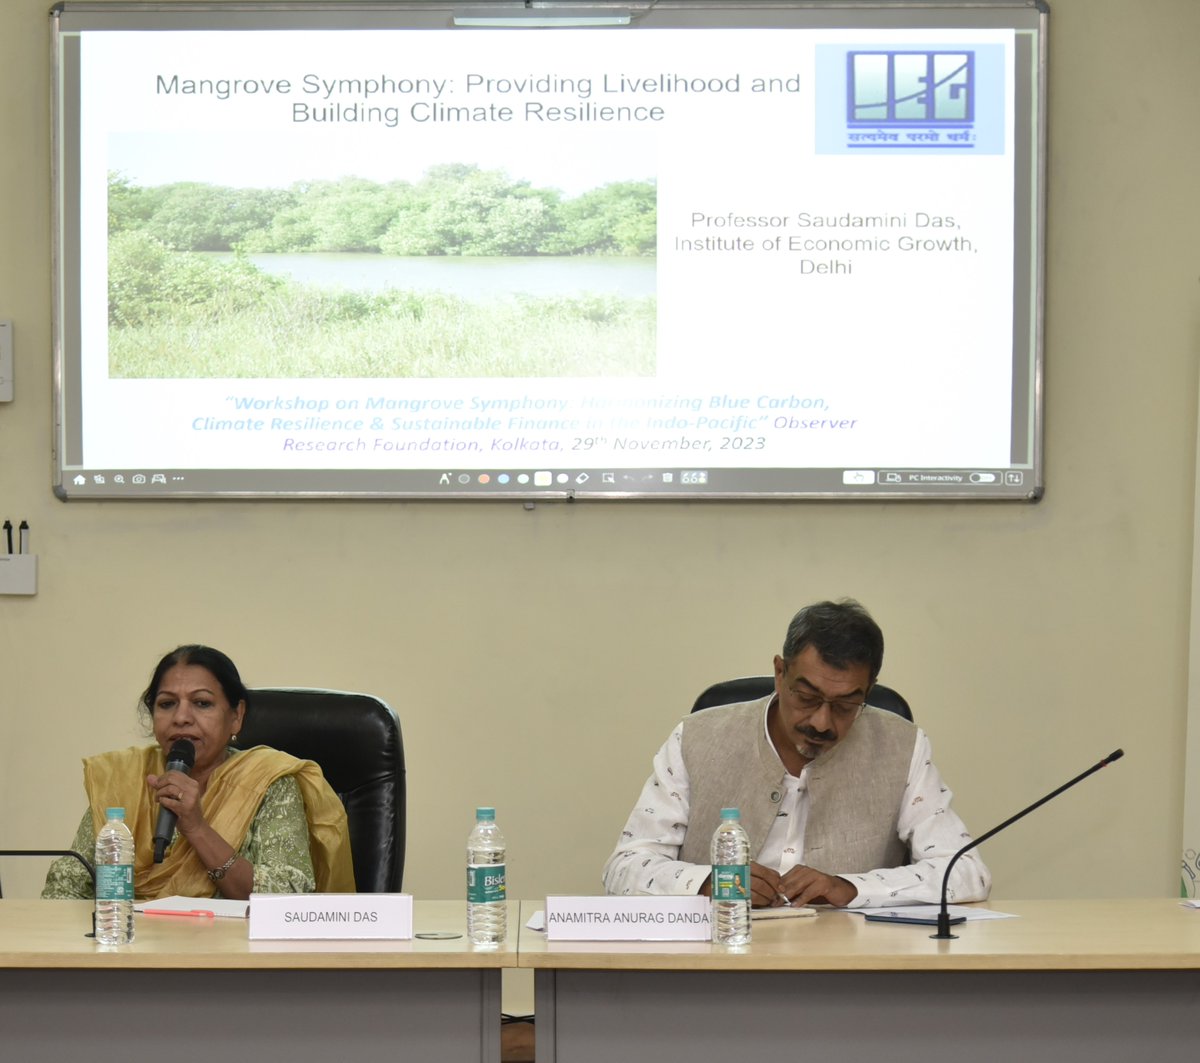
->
[783, 686, 867, 723]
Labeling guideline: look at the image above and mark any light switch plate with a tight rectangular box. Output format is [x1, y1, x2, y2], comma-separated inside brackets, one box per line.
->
[0, 320, 13, 402]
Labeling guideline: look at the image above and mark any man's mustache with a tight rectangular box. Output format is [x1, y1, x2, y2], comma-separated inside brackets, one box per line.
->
[797, 725, 837, 743]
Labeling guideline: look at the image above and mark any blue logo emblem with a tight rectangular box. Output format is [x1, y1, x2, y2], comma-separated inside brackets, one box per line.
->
[815, 43, 1004, 155]
[848, 51, 974, 126]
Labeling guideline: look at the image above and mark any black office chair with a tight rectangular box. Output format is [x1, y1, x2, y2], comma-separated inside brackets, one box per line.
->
[238, 687, 405, 893]
[691, 675, 913, 721]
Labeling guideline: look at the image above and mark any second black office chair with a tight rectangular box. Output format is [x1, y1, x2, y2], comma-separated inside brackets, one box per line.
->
[691, 675, 913, 721]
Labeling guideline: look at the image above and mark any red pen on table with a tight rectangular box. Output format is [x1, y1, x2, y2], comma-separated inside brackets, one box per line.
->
[142, 908, 216, 919]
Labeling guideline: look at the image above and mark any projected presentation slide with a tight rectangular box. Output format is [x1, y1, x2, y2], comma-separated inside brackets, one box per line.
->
[52, 4, 1044, 500]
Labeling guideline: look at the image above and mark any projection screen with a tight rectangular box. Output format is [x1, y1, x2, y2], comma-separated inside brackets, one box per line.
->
[51, 1, 1047, 500]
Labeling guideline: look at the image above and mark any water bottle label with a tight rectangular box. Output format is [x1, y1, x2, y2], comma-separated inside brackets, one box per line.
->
[467, 864, 506, 904]
[712, 864, 751, 901]
[96, 864, 134, 902]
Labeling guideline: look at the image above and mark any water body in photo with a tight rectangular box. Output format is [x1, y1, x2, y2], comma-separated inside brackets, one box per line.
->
[204, 252, 656, 301]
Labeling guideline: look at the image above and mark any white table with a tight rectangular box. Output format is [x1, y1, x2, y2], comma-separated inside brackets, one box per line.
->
[519, 898, 1200, 1063]
[0, 899, 516, 1063]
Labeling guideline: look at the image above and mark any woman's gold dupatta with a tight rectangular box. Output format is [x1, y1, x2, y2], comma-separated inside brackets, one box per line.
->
[83, 745, 355, 898]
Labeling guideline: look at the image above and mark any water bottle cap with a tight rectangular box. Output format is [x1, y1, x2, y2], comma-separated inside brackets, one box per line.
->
[719, 807, 741, 820]
[105, 807, 126, 820]
[475, 807, 496, 820]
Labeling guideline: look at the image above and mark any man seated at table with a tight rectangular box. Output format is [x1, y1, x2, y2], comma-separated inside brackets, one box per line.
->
[602, 599, 991, 909]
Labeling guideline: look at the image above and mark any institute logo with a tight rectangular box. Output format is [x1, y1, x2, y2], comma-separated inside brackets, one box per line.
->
[849, 51, 973, 126]
[816, 43, 1004, 155]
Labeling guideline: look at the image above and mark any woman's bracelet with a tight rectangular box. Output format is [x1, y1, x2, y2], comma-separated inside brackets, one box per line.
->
[206, 852, 239, 882]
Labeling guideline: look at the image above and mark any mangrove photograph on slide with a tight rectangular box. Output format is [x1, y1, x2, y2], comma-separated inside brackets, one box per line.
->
[106, 147, 658, 381]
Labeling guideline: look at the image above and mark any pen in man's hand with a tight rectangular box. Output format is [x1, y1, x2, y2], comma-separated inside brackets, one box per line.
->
[776, 891, 792, 907]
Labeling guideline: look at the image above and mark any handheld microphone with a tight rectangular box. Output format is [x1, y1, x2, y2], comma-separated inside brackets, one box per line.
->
[152, 738, 196, 863]
[930, 748, 1125, 939]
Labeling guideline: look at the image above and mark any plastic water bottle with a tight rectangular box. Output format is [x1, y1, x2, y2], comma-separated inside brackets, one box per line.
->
[710, 807, 751, 946]
[94, 807, 135, 945]
[466, 807, 507, 947]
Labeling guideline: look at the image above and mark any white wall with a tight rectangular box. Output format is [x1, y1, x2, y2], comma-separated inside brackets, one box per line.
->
[2, 0, 1198, 910]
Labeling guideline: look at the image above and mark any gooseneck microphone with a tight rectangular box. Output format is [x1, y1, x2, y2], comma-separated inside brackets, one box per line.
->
[152, 738, 196, 863]
[0, 850, 98, 935]
[932, 748, 1125, 939]
[0, 850, 96, 898]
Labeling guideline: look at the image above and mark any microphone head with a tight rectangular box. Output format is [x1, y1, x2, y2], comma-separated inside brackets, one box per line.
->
[167, 738, 196, 770]
[1106, 748, 1125, 764]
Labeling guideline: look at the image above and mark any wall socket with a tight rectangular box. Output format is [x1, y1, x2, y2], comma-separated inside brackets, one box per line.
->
[0, 555, 36, 595]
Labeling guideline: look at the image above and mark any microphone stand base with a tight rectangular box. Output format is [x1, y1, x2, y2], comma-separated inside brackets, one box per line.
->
[932, 911, 964, 939]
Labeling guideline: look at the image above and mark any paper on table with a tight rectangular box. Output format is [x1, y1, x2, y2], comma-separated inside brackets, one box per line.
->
[854, 904, 1017, 922]
[136, 895, 250, 918]
[752, 905, 816, 920]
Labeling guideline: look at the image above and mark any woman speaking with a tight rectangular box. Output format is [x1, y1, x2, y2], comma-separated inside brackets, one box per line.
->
[43, 645, 354, 900]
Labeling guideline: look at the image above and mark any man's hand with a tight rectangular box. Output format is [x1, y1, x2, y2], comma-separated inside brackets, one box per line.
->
[700, 862, 794, 908]
[778, 864, 858, 908]
[748, 862, 791, 908]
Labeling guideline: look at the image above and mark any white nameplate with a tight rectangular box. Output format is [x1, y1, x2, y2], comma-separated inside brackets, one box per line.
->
[544, 896, 711, 941]
[248, 893, 413, 940]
